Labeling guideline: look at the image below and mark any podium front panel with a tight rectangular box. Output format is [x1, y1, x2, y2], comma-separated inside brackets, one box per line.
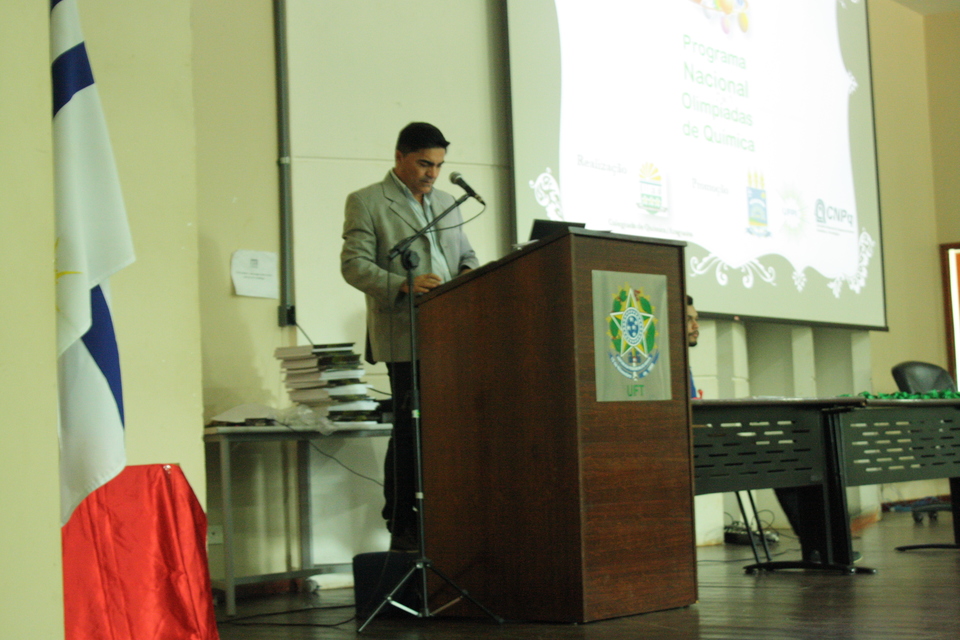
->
[418, 230, 696, 622]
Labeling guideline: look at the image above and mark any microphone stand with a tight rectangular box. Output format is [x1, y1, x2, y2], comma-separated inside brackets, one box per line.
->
[359, 193, 502, 632]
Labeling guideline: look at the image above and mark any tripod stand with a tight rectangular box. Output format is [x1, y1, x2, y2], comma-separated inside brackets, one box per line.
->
[357, 197, 502, 632]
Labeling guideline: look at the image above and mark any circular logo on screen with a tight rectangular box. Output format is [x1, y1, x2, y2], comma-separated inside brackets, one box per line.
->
[607, 285, 660, 379]
[778, 187, 807, 238]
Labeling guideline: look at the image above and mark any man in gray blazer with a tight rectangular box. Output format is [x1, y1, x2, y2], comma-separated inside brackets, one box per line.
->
[341, 122, 479, 550]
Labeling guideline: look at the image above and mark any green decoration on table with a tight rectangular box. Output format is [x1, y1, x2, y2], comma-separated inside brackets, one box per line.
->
[839, 390, 960, 400]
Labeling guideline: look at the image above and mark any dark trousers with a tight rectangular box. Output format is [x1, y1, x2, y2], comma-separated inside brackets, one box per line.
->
[383, 361, 418, 539]
[774, 486, 829, 563]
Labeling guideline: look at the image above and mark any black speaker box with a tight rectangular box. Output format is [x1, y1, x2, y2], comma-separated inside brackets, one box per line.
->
[352, 551, 420, 619]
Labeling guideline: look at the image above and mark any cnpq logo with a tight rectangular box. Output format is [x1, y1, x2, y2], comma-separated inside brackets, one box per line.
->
[815, 199, 854, 229]
[606, 285, 660, 379]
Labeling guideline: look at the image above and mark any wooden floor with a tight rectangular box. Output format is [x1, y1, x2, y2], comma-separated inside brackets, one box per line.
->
[216, 511, 960, 640]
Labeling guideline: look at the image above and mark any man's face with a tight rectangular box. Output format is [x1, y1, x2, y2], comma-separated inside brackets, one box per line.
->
[394, 147, 446, 201]
[687, 304, 700, 347]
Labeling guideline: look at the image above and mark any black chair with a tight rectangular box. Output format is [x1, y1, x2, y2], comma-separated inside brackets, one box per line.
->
[890, 361, 958, 550]
[891, 361, 957, 395]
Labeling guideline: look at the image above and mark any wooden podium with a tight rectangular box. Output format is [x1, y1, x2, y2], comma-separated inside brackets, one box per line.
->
[416, 228, 697, 623]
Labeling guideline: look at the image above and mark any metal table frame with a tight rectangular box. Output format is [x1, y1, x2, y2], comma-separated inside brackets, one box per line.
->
[694, 398, 960, 571]
[826, 400, 960, 550]
[203, 426, 390, 616]
[693, 397, 867, 572]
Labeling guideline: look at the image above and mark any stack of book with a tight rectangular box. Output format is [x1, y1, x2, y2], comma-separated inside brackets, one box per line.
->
[275, 342, 382, 428]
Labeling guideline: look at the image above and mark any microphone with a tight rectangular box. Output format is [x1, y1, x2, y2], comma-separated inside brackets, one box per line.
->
[449, 172, 485, 205]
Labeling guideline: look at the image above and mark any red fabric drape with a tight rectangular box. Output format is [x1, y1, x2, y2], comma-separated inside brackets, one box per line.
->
[62, 464, 219, 640]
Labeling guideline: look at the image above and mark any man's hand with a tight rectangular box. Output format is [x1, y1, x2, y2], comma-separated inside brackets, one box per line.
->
[399, 273, 442, 294]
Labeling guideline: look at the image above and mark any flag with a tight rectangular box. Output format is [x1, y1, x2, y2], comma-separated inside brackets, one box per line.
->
[53, 4, 220, 638]
[62, 464, 221, 640]
[52, 0, 134, 525]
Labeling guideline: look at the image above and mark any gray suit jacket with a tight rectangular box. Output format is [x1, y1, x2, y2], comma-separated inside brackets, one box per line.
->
[341, 171, 479, 362]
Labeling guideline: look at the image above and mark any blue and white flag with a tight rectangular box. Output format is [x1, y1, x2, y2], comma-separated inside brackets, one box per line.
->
[52, 0, 135, 525]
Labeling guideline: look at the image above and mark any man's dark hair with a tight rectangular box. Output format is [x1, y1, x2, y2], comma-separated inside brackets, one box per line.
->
[396, 122, 450, 154]
[687, 295, 694, 305]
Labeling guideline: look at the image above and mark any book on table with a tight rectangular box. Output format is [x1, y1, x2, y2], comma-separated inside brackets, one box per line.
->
[284, 367, 366, 383]
[288, 384, 372, 404]
[273, 342, 355, 359]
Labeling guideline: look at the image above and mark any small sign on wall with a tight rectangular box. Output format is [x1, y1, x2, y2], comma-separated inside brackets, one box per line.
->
[592, 270, 672, 402]
[231, 250, 278, 299]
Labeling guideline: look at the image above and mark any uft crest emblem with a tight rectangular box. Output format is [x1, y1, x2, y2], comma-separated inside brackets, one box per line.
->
[746, 171, 770, 237]
[637, 162, 667, 215]
[607, 285, 659, 379]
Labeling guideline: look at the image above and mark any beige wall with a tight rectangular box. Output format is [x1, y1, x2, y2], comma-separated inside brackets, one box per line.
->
[84, 3, 206, 497]
[926, 12, 960, 244]
[193, 0, 288, 418]
[0, 5, 64, 638]
[78, 2, 207, 500]
[868, 0, 949, 390]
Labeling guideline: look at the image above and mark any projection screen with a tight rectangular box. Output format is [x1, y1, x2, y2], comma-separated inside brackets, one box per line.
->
[508, 0, 886, 329]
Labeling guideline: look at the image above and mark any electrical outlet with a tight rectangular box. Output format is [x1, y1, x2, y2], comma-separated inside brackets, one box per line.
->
[208, 525, 223, 545]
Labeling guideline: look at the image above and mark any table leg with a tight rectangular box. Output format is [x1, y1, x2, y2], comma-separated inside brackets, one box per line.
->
[823, 412, 875, 572]
[297, 439, 313, 571]
[951, 477, 960, 544]
[220, 438, 236, 617]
